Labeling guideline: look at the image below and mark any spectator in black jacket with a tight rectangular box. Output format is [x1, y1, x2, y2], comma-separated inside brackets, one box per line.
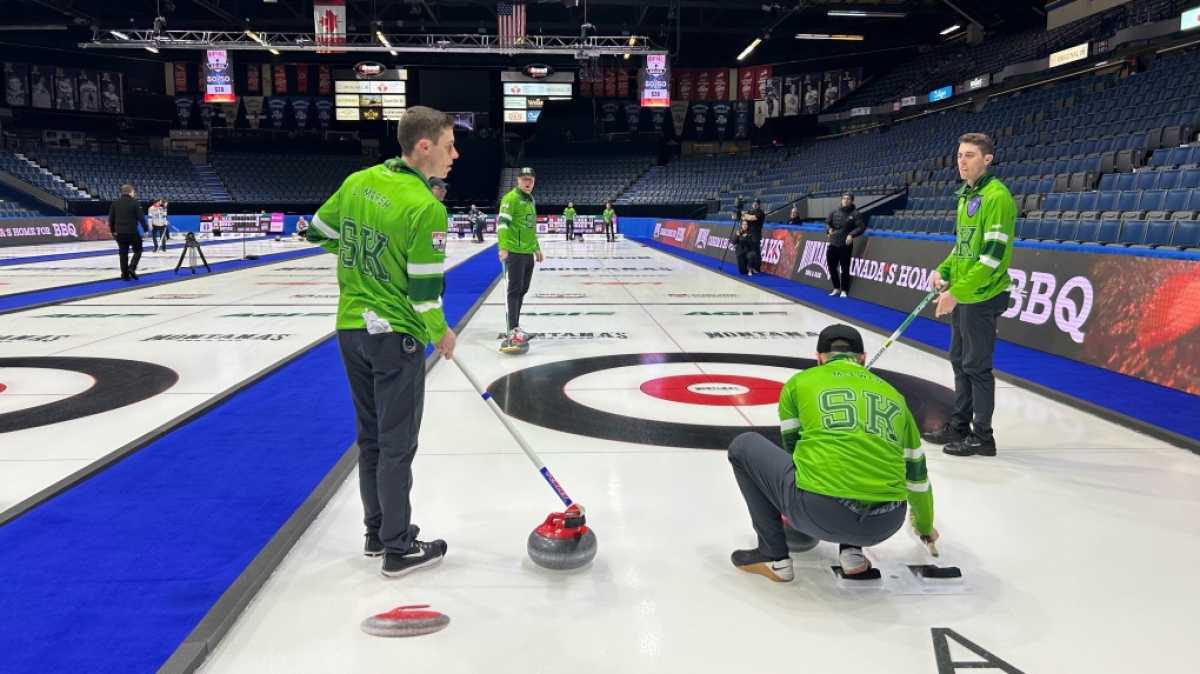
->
[732, 221, 757, 276]
[826, 193, 865, 297]
[788, 205, 802, 225]
[743, 198, 766, 273]
[108, 184, 148, 281]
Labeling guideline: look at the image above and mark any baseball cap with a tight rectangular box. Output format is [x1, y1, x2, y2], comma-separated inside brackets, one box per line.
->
[428, 177, 448, 189]
[816, 324, 865, 354]
[518, 167, 536, 177]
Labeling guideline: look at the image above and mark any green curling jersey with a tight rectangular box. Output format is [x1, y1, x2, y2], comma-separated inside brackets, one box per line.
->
[498, 187, 540, 254]
[562, 206, 576, 221]
[936, 174, 1016, 304]
[602, 207, 615, 223]
[778, 355, 934, 534]
[308, 158, 449, 345]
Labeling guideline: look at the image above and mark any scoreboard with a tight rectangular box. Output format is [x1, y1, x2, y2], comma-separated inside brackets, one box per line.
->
[200, 212, 284, 234]
[501, 70, 574, 124]
[334, 64, 408, 122]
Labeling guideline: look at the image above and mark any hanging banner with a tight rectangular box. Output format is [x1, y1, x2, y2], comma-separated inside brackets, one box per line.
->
[821, 71, 839, 111]
[677, 69, 695, 101]
[712, 68, 730, 101]
[802, 74, 819, 114]
[246, 63, 260, 93]
[296, 65, 309, 94]
[640, 53, 670, 108]
[273, 64, 288, 96]
[77, 71, 99, 112]
[754, 100, 767, 128]
[580, 71, 592, 98]
[173, 63, 188, 94]
[623, 101, 641, 133]
[315, 98, 333, 128]
[599, 100, 621, 131]
[603, 68, 617, 97]
[29, 65, 52, 109]
[651, 108, 666, 135]
[695, 69, 711, 100]
[291, 97, 312, 129]
[267, 96, 288, 128]
[690, 102, 710, 139]
[99, 72, 123, 113]
[712, 101, 732, 139]
[317, 65, 332, 96]
[244, 96, 265, 129]
[198, 103, 215, 129]
[218, 103, 238, 128]
[738, 67, 755, 101]
[54, 67, 78, 111]
[734, 100, 750, 138]
[670, 100, 689, 139]
[765, 76, 782, 118]
[5, 63, 29, 107]
[783, 76, 800, 116]
[203, 50, 236, 103]
[753, 66, 773, 101]
[841, 69, 861, 96]
[174, 96, 195, 128]
[616, 68, 630, 98]
[314, 0, 347, 53]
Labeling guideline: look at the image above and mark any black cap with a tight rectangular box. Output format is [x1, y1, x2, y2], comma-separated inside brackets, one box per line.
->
[518, 167, 536, 177]
[817, 324, 865, 354]
[428, 177, 448, 189]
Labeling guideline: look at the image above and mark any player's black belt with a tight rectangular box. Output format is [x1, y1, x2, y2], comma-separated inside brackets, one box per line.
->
[838, 499, 905, 517]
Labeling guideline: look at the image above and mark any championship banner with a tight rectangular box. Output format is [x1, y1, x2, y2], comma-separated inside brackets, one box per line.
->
[820, 72, 839, 111]
[650, 108, 666, 135]
[676, 69, 694, 101]
[802, 74, 819, 114]
[174, 96, 194, 128]
[712, 68, 730, 101]
[203, 50, 235, 103]
[77, 71, 98, 112]
[623, 102, 641, 133]
[5, 63, 28, 107]
[246, 63, 261, 93]
[689, 102, 710, 139]
[244, 96, 265, 129]
[753, 100, 767, 128]
[315, 98, 333, 128]
[218, 103, 238, 128]
[317, 65, 332, 96]
[0, 216, 111, 248]
[712, 102, 732, 139]
[652, 220, 1200, 395]
[314, 0, 347, 53]
[753, 65, 773, 101]
[603, 67, 617, 97]
[291, 97, 312, 129]
[267, 97, 288, 129]
[296, 64, 309, 94]
[616, 68, 630, 98]
[737, 67, 755, 101]
[670, 100, 688, 138]
[173, 63, 189, 94]
[198, 103, 215, 129]
[695, 69, 711, 100]
[273, 64, 288, 95]
[764, 76, 782, 118]
[599, 100, 621, 131]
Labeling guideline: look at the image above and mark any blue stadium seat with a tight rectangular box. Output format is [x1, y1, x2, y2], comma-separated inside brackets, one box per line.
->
[1115, 174, 1136, 191]
[1096, 191, 1118, 212]
[1174, 221, 1200, 248]
[1054, 219, 1078, 242]
[1098, 174, 1115, 191]
[1074, 219, 1100, 243]
[1043, 193, 1063, 211]
[1138, 190, 1166, 211]
[1134, 172, 1158, 191]
[1156, 171, 1181, 191]
[1097, 219, 1121, 244]
[1016, 218, 1037, 239]
[1035, 218, 1059, 240]
[1165, 189, 1191, 212]
[1075, 192, 1098, 212]
[1116, 191, 1139, 211]
[1058, 193, 1080, 211]
[1182, 170, 1200, 189]
[1118, 220, 1148, 245]
[1145, 220, 1175, 247]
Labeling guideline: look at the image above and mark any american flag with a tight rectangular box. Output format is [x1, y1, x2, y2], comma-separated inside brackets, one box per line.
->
[497, 2, 527, 48]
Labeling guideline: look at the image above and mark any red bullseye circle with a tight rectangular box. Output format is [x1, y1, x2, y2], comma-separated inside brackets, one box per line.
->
[0, 383, 6, 394]
[640, 374, 783, 406]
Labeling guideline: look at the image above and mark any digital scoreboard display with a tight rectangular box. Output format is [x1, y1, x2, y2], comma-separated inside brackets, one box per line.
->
[334, 65, 407, 122]
[500, 70, 574, 124]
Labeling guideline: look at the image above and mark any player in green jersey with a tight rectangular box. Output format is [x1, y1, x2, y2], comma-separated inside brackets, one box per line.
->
[602, 201, 616, 242]
[497, 166, 543, 353]
[563, 202, 577, 242]
[728, 324, 938, 582]
[308, 106, 458, 578]
[923, 132, 1016, 458]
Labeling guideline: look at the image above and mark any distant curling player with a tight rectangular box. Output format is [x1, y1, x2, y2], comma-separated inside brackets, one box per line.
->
[728, 324, 937, 581]
[602, 201, 616, 242]
[308, 106, 458, 578]
[497, 166, 543, 353]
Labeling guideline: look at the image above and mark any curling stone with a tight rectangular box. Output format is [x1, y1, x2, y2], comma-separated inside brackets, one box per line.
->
[361, 604, 450, 638]
[527, 504, 597, 570]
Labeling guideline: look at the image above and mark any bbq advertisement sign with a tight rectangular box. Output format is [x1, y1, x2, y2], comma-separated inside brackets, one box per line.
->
[654, 220, 1200, 394]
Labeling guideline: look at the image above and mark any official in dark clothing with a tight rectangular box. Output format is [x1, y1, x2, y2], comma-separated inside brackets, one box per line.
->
[743, 199, 766, 273]
[108, 184, 148, 281]
[469, 204, 485, 243]
[825, 193, 865, 297]
[788, 206, 802, 225]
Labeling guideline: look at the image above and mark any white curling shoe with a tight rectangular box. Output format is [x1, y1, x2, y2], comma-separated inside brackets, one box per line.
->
[828, 289, 840, 296]
[838, 545, 871, 575]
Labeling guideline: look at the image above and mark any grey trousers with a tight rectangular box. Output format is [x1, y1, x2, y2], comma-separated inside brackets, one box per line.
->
[949, 291, 1010, 442]
[338, 329, 426, 554]
[728, 432, 906, 559]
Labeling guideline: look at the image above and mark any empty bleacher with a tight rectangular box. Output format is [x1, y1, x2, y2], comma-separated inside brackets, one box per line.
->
[497, 155, 655, 205]
[208, 153, 367, 204]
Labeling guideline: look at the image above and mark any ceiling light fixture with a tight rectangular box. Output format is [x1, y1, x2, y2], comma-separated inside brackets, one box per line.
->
[737, 36, 763, 61]
[827, 10, 906, 19]
[940, 24, 961, 36]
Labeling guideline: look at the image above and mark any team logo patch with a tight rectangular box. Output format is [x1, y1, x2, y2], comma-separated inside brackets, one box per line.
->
[432, 231, 447, 253]
[967, 196, 982, 217]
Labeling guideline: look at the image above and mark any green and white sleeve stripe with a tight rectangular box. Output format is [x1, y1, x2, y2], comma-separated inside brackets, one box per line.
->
[408, 205, 449, 343]
[904, 446, 935, 534]
[308, 188, 344, 254]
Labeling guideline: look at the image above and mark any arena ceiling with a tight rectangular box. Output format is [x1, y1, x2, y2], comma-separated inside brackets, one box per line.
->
[8, 1, 1049, 66]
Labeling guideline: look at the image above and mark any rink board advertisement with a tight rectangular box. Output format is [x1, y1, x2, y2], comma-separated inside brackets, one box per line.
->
[0, 216, 111, 247]
[447, 214, 604, 236]
[201, 212, 284, 234]
[653, 220, 1200, 395]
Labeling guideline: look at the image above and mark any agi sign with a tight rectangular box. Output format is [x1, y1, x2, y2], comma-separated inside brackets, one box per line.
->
[1183, 6, 1200, 31]
[1049, 42, 1089, 68]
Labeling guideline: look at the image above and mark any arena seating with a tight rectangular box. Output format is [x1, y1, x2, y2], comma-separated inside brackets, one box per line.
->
[496, 156, 655, 205]
[208, 153, 367, 203]
[0, 183, 51, 218]
[617, 151, 784, 206]
[26, 148, 207, 201]
[0, 150, 89, 201]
